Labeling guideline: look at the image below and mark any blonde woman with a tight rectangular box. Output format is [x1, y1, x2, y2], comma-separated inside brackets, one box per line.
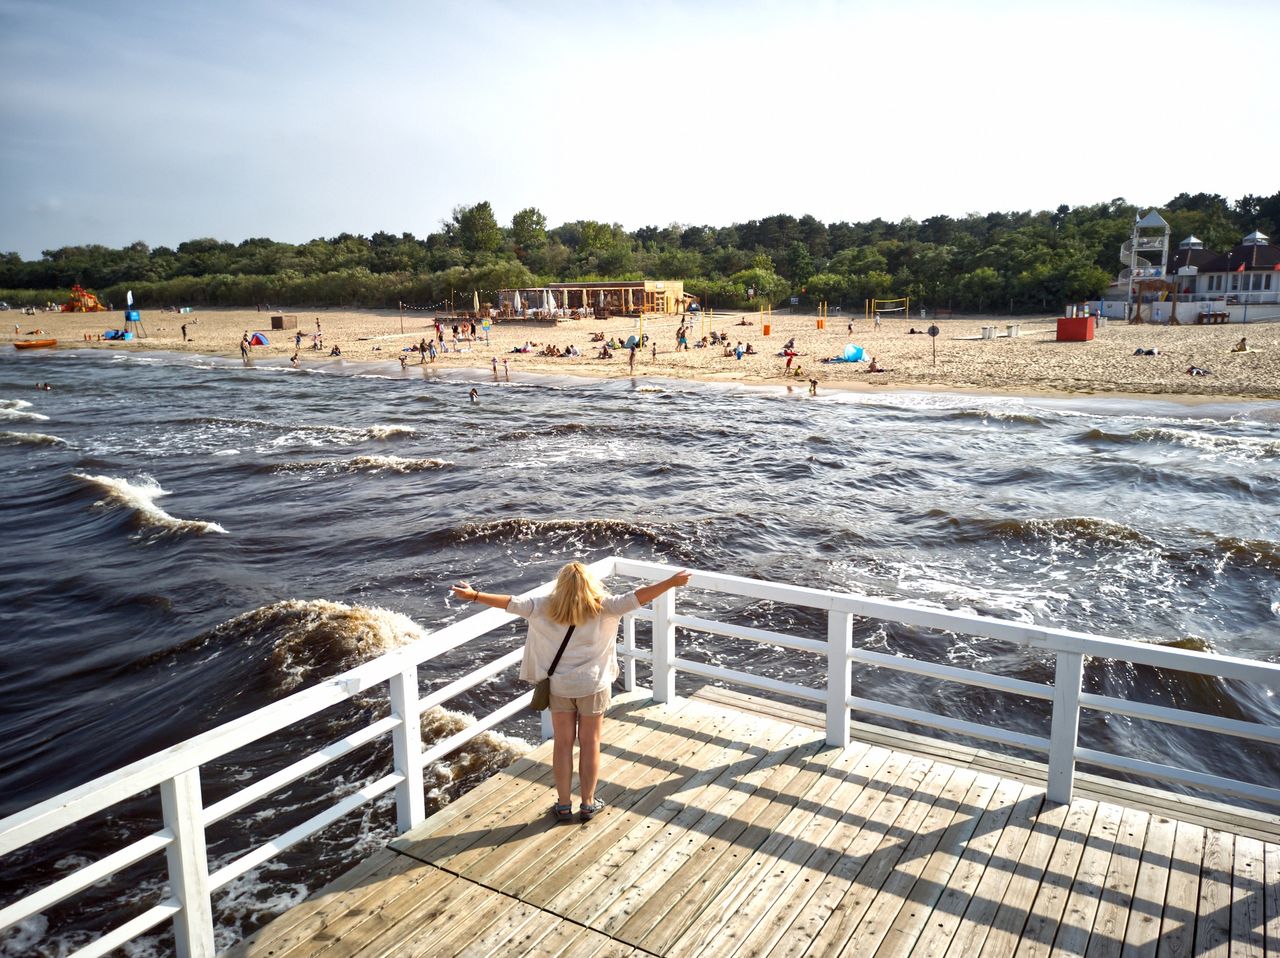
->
[453, 562, 690, 822]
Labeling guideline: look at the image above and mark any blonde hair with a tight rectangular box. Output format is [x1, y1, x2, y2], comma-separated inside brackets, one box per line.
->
[545, 561, 605, 626]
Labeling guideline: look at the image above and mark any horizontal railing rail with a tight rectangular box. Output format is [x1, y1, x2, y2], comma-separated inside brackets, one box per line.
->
[3, 554, 1279, 958]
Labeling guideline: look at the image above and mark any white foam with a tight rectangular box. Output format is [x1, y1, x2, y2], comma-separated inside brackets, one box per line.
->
[0, 430, 65, 446]
[1131, 426, 1280, 460]
[0, 398, 34, 410]
[73, 473, 229, 536]
[0, 407, 50, 422]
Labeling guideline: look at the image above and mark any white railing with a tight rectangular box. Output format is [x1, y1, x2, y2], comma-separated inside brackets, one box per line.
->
[3, 556, 1279, 958]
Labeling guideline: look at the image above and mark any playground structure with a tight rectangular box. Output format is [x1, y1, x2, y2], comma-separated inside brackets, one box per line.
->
[1129, 279, 1180, 324]
[60, 285, 108, 313]
[866, 296, 910, 325]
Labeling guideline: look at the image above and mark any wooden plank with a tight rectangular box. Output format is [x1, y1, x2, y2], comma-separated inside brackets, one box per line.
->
[915, 783, 1044, 958]
[676, 744, 902, 957]
[1191, 829, 1233, 958]
[414, 890, 530, 958]
[1156, 820, 1205, 958]
[1229, 835, 1265, 958]
[346, 876, 497, 958]
[777, 759, 957, 957]
[1046, 802, 1125, 957]
[619, 734, 857, 952]
[977, 797, 1089, 956]
[1011, 797, 1111, 956]
[832, 769, 997, 956]
[873, 774, 1026, 958]
[481, 704, 740, 897]
[675, 739, 902, 958]
[577, 721, 829, 937]
[693, 687, 1280, 845]
[1081, 805, 1150, 958]
[224, 848, 411, 957]
[759, 755, 936, 958]
[452, 906, 560, 958]
[433, 701, 727, 885]
[393, 696, 682, 864]
[1266, 843, 1280, 956]
[243, 858, 453, 958]
[534, 709, 806, 918]
[1117, 814, 1176, 958]
[293, 870, 463, 958]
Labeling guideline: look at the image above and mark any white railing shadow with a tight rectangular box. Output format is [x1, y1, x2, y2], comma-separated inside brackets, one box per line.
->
[2, 555, 1278, 957]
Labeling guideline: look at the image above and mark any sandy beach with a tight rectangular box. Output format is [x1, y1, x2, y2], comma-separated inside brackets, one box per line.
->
[10, 306, 1280, 400]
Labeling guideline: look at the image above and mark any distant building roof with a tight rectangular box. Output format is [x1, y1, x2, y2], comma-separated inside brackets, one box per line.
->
[1137, 210, 1169, 229]
[1179, 235, 1204, 249]
[1243, 229, 1270, 246]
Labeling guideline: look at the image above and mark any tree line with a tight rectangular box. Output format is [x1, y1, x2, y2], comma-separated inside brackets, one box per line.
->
[2, 192, 1276, 314]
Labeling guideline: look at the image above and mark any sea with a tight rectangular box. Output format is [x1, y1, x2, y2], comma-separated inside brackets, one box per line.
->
[1, 348, 1278, 956]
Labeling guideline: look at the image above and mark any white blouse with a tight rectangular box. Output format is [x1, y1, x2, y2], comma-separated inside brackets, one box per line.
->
[510, 591, 642, 697]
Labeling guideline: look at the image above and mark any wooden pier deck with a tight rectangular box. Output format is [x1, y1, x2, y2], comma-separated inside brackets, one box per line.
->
[227, 690, 1280, 958]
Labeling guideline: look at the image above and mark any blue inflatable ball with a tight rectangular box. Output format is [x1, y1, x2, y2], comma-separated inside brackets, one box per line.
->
[842, 344, 864, 362]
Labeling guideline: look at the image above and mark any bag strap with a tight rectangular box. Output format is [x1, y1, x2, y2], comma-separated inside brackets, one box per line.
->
[547, 624, 576, 678]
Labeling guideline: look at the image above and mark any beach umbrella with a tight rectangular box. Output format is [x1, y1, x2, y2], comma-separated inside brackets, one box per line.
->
[598, 290, 604, 309]
[547, 290, 557, 312]
[513, 290, 522, 312]
[472, 289, 479, 312]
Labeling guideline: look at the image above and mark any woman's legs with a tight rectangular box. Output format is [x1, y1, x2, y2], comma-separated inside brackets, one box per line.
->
[576, 713, 603, 805]
[551, 710, 578, 806]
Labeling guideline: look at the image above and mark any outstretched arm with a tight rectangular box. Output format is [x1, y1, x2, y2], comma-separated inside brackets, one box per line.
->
[634, 570, 692, 606]
[451, 580, 512, 610]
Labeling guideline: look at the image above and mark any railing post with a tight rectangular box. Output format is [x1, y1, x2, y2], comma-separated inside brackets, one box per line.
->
[652, 588, 677, 703]
[389, 666, 425, 833]
[621, 613, 637, 692]
[160, 769, 215, 958]
[826, 611, 853, 747]
[1047, 651, 1084, 804]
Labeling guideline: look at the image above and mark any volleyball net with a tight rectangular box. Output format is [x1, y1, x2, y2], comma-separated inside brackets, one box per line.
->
[866, 296, 910, 322]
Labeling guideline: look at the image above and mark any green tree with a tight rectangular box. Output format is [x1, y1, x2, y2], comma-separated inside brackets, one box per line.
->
[511, 207, 547, 252]
[452, 201, 502, 254]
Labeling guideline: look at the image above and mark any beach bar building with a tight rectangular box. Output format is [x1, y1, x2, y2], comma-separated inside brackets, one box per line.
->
[497, 280, 688, 318]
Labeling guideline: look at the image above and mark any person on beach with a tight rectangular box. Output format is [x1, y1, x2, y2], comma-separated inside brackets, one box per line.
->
[451, 563, 690, 822]
[420, 338, 428, 364]
[502, 358, 510, 381]
[492, 356, 499, 377]
[295, 330, 302, 349]
[809, 378, 818, 395]
[399, 354, 408, 370]
[291, 352, 300, 368]
[181, 323, 188, 342]
[469, 387, 478, 402]
[628, 344, 637, 373]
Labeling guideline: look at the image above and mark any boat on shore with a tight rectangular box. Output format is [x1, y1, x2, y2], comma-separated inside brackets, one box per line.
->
[13, 339, 57, 350]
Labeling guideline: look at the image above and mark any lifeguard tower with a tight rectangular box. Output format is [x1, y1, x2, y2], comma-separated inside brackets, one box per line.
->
[1122, 211, 1170, 320]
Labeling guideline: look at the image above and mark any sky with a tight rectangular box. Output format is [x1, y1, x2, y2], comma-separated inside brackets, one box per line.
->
[2, 0, 1277, 259]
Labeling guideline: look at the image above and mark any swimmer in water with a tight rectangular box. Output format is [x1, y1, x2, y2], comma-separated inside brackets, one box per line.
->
[469, 387, 479, 402]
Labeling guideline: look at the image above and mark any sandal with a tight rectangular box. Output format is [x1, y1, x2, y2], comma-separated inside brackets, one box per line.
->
[551, 803, 574, 823]
[579, 799, 605, 822]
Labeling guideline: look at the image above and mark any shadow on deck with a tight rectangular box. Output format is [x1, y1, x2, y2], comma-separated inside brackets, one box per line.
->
[225, 690, 1280, 958]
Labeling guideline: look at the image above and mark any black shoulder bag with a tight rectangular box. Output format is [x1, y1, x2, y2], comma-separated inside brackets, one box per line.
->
[531, 624, 576, 711]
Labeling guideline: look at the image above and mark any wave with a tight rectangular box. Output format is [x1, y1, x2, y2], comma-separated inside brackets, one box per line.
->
[0, 430, 64, 447]
[498, 421, 624, 442]
[1081, 425, 1280, 458]
[182, 416, 417, 444]
[72, 473, 229, 536]
[944, 408, 1046, 427]
[438, 516, 670, 548]
[271, 455, 452, 476]
[928, 511, 1158, 550]
[195, 598, 429, 693]
[0, 398, 34, 410]
[0, 407, 50, 423]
